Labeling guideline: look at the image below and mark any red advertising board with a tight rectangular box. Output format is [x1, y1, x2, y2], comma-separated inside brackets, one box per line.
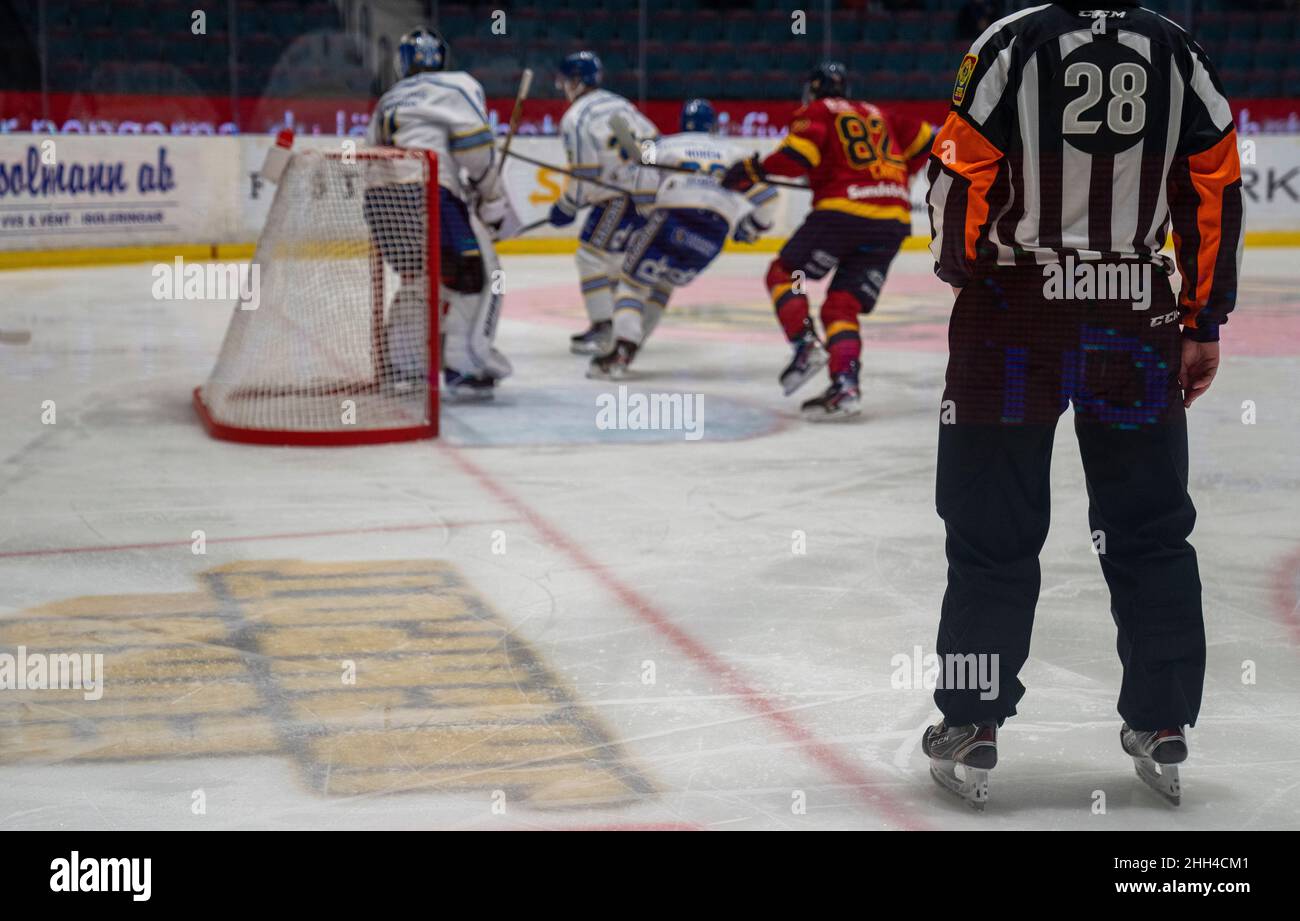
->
[3, 91, 1300, 137]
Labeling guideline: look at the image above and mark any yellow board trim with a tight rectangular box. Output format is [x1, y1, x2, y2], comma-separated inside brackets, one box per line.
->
[2, 231, 1298, 268]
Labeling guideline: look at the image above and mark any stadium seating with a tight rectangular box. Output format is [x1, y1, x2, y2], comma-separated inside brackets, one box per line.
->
[9, 0, 1300, 110]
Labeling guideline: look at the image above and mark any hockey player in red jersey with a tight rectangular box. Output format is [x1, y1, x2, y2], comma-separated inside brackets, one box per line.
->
[722, 62, 934, 419]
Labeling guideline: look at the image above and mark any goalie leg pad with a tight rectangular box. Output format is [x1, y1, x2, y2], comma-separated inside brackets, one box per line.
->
[383, 285, 429, 382]
[439, 191, 485, 294]
[442, 213, 510, 380]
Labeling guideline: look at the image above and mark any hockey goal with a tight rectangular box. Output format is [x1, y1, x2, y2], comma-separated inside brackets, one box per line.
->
[194, 147, 440, 445]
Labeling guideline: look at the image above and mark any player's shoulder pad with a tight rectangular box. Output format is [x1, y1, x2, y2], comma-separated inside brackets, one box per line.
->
[790, 99, 828, 130]
[561, 88, 606, 124]
[395, 72, 485, 112]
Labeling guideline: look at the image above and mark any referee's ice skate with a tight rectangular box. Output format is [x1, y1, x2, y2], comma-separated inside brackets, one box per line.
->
[921, 720, 997, 811]
[1122, 726, 1188, 807]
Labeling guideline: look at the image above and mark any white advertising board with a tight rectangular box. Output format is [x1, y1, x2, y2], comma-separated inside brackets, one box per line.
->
[1, 133, 1295, 253]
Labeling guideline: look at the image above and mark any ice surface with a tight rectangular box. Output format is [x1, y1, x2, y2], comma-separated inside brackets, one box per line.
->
[0, 249, 1296, 830]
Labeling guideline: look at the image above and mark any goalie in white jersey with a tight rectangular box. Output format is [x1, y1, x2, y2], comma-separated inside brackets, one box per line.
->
[366, 28, 515, 399]
[587, 99, 778, 379]
[550, 51, 659, 355]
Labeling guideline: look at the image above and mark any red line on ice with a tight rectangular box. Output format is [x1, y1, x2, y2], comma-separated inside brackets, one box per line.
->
[1272, 545, 1300, 646]
[438, 442, 928, 831]
[0, 518, 519, 559]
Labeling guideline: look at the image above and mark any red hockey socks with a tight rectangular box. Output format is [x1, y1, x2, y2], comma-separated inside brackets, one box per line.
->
[821, 290, 861, 376]
[766, 259, 810, 342]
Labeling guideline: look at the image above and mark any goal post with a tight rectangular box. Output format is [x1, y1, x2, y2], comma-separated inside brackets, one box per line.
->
[194, 147, 440, 446]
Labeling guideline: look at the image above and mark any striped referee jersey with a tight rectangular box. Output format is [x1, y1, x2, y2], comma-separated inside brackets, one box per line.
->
[926, 1, 1243, 341]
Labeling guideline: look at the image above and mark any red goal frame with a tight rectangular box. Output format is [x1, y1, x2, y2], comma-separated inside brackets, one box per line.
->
[194, 147, 440, 446]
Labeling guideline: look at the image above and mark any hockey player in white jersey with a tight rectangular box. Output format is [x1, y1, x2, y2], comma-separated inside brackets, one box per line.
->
[587, 99, 778, 379]
[366, 28, 514, 400]
[550, 51, 659, 355]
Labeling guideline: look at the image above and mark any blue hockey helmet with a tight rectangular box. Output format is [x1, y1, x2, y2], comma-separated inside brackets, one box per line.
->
[557, 51, 603, 89]
[397, 28, 447, 78]
[680, 98, 716, 133]
[804, 61, 849, 102]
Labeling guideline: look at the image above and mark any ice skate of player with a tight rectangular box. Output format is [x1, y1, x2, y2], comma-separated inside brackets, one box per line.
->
[800, 365, 862, 421]
[780, 328, 829, 395]
[443, 369, 497, 401]
[571, 319, 613, 355]
[921, 719, 997, 811]
[1121, 725, 1186, 806]
[586, 339, 638, 380]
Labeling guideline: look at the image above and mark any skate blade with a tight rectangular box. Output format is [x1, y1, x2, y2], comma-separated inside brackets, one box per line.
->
[571, 341, 610, 356]
[929, 761, 990, 811]
[780, 353, 830, 396]
[1134, 759, 1181, 806]
[585, 365, 628, 381]
[444, 387, 495, 402]
[802, 402, 863, 422]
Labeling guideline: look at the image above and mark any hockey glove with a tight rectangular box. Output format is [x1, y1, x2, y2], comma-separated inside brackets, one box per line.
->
[733, 213, 770, 244]
[721, 154, 765, 193]
[477, 195, 508, 235]
[548, 201, 577, 227]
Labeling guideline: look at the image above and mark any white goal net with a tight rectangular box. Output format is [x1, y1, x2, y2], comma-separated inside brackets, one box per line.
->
[195, 147, 438, 445]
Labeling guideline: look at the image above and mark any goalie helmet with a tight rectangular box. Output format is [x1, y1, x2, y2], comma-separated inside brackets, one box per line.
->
[397, 28, 448, 78]
[804, 61, 849, 103]
[680, 98, 716, 133]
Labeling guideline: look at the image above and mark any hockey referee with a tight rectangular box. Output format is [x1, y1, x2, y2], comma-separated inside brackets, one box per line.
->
[920, 1, 1243, 808]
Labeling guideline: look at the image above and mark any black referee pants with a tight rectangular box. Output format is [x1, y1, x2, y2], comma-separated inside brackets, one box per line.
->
[934, 265, 1205, 731]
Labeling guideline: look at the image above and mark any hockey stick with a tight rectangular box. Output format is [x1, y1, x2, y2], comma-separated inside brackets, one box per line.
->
[608, 113, 809, 192]
[502, 148, 635, 197]
[495, 67, 533, 181]
[516, 217, 550, 235]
